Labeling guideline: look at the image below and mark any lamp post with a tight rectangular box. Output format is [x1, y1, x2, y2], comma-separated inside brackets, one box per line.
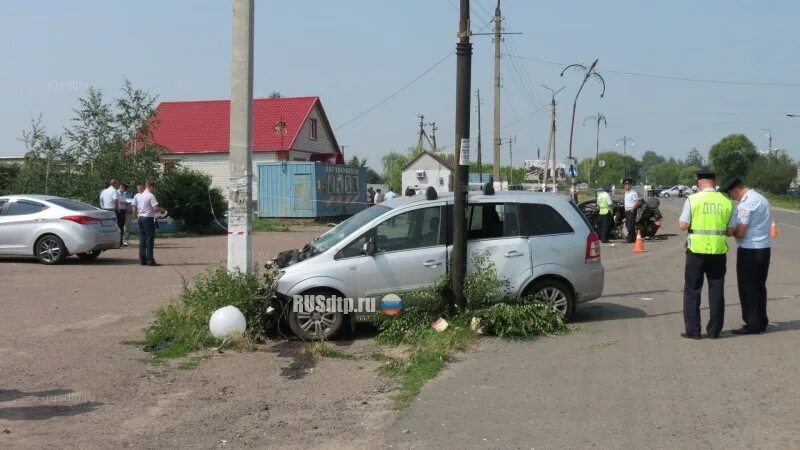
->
[583, 113, 607, 186]
[616, 136, 635, 179]
[561, 60, 606, 202]
[761, 128, 773, 155]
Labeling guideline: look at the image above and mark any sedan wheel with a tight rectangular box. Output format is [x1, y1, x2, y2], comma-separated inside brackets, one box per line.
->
[35, 235, 67, 265]
[288, 304, 344, 341]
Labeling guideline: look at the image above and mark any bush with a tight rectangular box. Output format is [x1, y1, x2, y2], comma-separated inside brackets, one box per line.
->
[0, 163, 20, 195]
[746, 152, 796, 194]
[145, 266, 278, 358]
[158, 168, 227, 232]
[472, 302, 566, 339]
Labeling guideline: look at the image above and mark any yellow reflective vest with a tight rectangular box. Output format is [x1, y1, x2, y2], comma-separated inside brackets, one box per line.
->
[597, 191, 611, 215]
[687, 191, 732, 255]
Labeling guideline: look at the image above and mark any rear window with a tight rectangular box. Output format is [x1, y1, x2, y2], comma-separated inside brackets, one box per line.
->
[519, 203, 574, 236]
[48, 198, 99, 211]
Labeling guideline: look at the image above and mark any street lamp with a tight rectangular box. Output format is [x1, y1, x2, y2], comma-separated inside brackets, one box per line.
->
[583, 113, 607, 186]
[561, 59, 606, 202]
[761, 128, 773, 155]
[616, 136, 635, 179]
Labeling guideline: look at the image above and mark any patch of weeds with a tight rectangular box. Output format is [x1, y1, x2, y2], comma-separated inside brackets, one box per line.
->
[178, 355, 209, 370]
[144, 265, 279, 360]
[586, 340, 619, 351]
[472, 302, 566, 339]
[252, 216, 290, 232]
[299, 342, 357, 360]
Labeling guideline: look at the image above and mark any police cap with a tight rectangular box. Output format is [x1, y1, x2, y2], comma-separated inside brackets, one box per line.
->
[695, 167, 716, 180]
[719, 177, 743, 193]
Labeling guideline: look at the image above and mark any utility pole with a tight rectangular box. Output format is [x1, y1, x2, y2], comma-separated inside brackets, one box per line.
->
[616, 136, 635, 179]
[540, 85, 565, 192]
[429, 122, 438, 152]
[583, 113, 607, 187]
[227, 0, 254, 273]
[492, 0, 502, 185]
[761, 128, 772, 155]
[475, 89, 483, 182]
[507, 135, 516, 186]
[452, 0, 472, 311]
[417, 114, 426, 150]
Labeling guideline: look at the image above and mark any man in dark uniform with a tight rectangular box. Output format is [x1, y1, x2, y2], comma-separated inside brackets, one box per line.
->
[678, 168, 736, 339]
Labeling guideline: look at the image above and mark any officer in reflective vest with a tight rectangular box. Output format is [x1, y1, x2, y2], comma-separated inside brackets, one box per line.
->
[597, 185, 613, 243]
[677, 168, 736, 339]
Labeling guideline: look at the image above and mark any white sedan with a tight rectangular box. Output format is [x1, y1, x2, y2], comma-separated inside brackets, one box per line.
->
[0, 195, 120, 264]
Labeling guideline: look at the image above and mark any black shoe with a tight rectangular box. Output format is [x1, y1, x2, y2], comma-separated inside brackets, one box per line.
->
[731, 327, 759, 335]
[147, 262, 161, 267]
[680, 332, 701, 340]
[140, 262, 147, 266]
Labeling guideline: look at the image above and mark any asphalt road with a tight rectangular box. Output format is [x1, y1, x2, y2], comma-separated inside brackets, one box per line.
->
[385, 198, 800, 449]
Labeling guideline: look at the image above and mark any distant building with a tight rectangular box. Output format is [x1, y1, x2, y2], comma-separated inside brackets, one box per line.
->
[147, 96, 343, 199]
[0, 156, 25, 165]
[401, 151, 457, 194]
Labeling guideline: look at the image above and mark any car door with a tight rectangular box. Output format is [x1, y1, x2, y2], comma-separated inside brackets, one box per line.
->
[0, 199, 49, 253]
[464, 202, 531, 295]
[519, 201, 580, 275]
[348, 204, 447, 299]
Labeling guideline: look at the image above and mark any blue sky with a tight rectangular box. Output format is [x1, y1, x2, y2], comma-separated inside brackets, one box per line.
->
[1, 0, 799, 167]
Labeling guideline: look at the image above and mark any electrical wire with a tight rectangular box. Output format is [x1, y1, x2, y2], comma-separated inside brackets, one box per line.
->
[504, 53, 800, 87]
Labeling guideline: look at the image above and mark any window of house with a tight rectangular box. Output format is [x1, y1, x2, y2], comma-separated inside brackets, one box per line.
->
[466, 203, 519, 240]
[519, 203, 574, 236]
[309, 118, 318, 140]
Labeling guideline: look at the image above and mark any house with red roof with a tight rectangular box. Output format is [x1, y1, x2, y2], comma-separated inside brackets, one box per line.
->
[148, 96, 343, 198]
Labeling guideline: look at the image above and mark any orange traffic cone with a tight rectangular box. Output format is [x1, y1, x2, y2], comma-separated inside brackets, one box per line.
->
[770, 219, 780, 237]
[633, 230, 647, 252]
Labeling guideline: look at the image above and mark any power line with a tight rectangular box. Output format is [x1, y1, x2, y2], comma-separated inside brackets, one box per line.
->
[502, 104, 548, 129]
[504, 53, 800, 87]
[334, 51, 454, 130]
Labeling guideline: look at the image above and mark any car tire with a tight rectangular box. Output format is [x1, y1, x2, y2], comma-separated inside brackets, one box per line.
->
[35, 234, 67, 265]
[288, 290, 345, 341]
[527, 279, 576, 322]
[662, 193, 669, 198]
[77, 250, 102, 261]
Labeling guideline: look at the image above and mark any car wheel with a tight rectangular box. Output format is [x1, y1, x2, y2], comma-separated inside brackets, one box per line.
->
[35, 234, 67, 265]
[661, 192, 669, 198]
[527, 279, 575, 322]
[288, 291, 345, 341]
[77, 250, 102, 261]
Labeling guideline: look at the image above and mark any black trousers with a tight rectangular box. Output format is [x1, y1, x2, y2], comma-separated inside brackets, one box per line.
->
[115, 211, 126, 246]
[625, 210, 636, 242]
[598, 213, 611, 243]
[683, 251, 726, 337]
[138, 217, 156, 265]
[736, 247, 770, 332]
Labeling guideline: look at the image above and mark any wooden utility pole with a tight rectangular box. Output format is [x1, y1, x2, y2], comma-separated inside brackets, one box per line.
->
[540, 85, 564, 192]
[227, 0, 254, 273]
[507, 135, 516, 186]
[429, 122, 438, 152]
[492, 0, 502, 184]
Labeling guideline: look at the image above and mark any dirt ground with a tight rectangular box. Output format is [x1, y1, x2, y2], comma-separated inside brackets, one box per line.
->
[3, 203, 800, 449]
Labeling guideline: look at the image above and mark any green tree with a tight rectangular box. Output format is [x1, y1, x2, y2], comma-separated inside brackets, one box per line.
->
[647, 160, 682, 186]
[639, 150, 666, 181]
[746, 151, 796, 194]
[686, 147, 704, 168]
[158, 168, 227, 232]
[348, 155, 367, 167]
[708, 134, 758, 182]
[268, 91, 282, 99]
[381, 152, 408, 192]
[594, 151, 640, 185]
[365, 168, 383, 184]
[0, 163, 20, 195]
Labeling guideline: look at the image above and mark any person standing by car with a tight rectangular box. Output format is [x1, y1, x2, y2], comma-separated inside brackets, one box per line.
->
[623, 178, 638, 243]
[678, 168, 736, 339]
[384, 188, 397, 201]
[374, 188, 384, 204]
[135, 181, 162, 266]
[115, 182, 131, 247]
[366, 186, 375, 207]
[99, 179, 119, 212]
[721, 178, 772, 335]
[597, 184, 613, 243]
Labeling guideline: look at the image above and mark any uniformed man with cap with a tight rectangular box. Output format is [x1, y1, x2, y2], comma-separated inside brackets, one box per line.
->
[720, 177, 772, 334]
[597, 184, 613, 243]
[678, 168, 736, 339]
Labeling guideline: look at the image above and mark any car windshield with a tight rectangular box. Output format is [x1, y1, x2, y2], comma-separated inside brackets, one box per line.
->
[311, 205, 391, 254]
[47, 198, 99, 211]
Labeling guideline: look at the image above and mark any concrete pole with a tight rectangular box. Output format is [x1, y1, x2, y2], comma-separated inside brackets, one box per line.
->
[227, 0, 254, 273]
[492, 1, 502, 183]
[476, 89, 482, 182]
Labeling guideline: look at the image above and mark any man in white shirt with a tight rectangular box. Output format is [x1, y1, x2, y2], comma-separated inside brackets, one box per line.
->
[374, 189, 384, 204]
[135, 181, 162, 266]
[384, 189, 397, 201]
[99, 179, 120, 211]
[623, 178, 639, 243]
[116, 182, 131, 247]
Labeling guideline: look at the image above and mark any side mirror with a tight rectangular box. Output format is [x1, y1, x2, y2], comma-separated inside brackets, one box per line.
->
[363, 238, 377, 256]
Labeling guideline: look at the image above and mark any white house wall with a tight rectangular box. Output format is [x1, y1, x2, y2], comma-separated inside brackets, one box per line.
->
[402, 154, 452, 194]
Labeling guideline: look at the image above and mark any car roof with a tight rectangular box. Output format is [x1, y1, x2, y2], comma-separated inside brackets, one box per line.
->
[0, 194, 63, 201]
[381, 191, 573, 209]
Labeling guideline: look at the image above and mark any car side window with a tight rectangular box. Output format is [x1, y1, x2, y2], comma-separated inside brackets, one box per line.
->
[337, 234, 367, 259]
[0, 199, 7, 214]
[5, 200, 47, 216]
[467, 203, 519, 240]
[519, 203, 574, 236]
[375, 206, 442, 252]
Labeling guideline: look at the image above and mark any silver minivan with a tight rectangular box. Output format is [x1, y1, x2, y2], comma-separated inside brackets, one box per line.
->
[273, 191, 604, 340]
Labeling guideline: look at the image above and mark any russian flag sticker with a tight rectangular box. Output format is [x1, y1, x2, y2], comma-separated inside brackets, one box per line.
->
[380, 294, 403, 316]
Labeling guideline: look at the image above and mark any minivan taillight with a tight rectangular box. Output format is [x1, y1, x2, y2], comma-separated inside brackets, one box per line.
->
[586, 231, 601, 263]
[62, 215, 103, 225]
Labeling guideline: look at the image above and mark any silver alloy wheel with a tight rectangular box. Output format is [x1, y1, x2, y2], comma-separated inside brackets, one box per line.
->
[542, 287, 569, 316]
[295, 310, 339, 339]
[37, 237, 62, 263]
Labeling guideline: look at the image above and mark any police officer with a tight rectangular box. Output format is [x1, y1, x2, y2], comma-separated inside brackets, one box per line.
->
[623, 178, 638, 243]
[597, 184, 613, 243]
[678, 168, 736, 339]
[720, 178, 772, 334]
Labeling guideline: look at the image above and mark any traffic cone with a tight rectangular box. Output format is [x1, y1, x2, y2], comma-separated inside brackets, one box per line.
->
[633, 230, 647, 252]
[770, 219, 780, 237]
